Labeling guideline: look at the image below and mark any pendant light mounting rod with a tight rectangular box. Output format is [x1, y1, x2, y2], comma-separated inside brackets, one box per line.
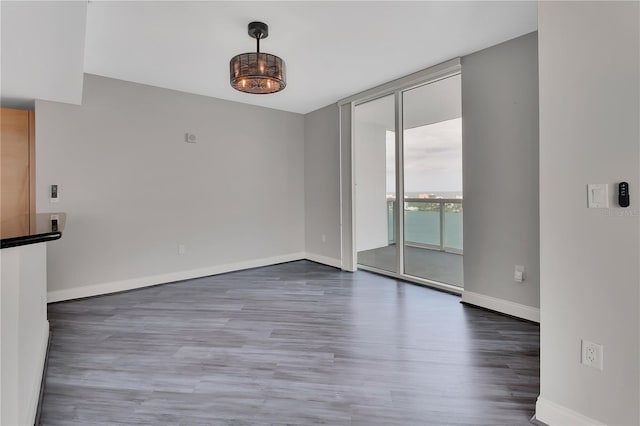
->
[248, 22, 268, 53]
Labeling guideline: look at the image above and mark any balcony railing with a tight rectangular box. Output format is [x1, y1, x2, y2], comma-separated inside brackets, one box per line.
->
[388, 198, 463, 254]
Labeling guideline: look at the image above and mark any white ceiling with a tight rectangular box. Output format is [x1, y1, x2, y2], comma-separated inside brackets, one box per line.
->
[1, 1, 537, 114]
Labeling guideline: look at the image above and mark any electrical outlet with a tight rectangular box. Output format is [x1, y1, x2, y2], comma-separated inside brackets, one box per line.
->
[178, 244, 186, 255]
[581, 340, 603, 370]
[514, 265, 525, 282]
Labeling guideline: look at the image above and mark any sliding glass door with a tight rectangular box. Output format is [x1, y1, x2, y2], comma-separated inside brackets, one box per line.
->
[354, 94, 397, 273]
[402, 75, 463, 286]
[355, 73, 463, 288]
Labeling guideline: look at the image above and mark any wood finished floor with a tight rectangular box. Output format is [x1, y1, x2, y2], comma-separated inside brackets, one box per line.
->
[41, 260, 539, 426]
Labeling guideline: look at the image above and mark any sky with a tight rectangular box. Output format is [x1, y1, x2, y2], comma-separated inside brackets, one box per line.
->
[386, 117, 462, 194]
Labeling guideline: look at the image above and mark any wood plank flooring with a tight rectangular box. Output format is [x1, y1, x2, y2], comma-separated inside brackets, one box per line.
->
[40, 260, 539, 425]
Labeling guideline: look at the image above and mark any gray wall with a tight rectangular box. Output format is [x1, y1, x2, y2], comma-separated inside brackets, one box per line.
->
[461, 32, 540, 311]
[303, 104, 341, 264]
[537, 2, 639, 425]
[304, 33, 541, 302]
[37, 74, 305, 298]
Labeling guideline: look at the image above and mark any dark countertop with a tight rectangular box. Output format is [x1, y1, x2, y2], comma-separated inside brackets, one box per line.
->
[1, 213, 65, 249]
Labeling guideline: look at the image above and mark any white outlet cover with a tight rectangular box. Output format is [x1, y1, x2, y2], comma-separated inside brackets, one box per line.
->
[587, 184, 608, 208]
[581, 339, 604, 370]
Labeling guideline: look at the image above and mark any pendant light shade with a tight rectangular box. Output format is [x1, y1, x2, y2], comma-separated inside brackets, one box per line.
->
[230, 22, 286, 94]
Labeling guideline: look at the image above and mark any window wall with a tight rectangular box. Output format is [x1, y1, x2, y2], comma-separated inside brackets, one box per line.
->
[354, 70, 463, 288]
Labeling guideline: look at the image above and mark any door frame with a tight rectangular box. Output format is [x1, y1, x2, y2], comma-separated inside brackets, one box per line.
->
[338, 58, 463, 294]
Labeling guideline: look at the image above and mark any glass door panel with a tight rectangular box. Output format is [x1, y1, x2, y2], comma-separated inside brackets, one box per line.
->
[401, 75, 464, 286]
[355, 94, 397, 273]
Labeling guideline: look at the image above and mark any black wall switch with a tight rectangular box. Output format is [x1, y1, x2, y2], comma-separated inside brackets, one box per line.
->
[619, 182, 630, 207]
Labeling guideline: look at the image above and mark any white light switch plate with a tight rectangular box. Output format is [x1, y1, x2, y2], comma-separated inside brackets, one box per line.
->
[587, 184, 608, 208]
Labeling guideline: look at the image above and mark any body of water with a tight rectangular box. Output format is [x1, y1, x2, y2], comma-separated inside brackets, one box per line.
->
[388, 210, 463, 251]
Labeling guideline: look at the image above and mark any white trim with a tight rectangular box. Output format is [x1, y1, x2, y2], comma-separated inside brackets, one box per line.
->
[338, 101, 344, 270]
[47, 253, 306, 303]
[25, 321, 49, 425]
[395, 90, 404, 276]
[338, 102, 356, 272]
[304, 252, 342, 269]
[461, 290, 540, 323]
[349, 101, 357, 272]
[535, 396, 606, 426]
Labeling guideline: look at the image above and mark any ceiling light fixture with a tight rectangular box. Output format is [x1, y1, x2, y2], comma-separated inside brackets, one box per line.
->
[229, 21, 286, 94]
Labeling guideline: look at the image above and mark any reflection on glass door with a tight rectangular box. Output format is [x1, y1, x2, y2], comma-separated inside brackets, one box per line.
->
[402, 75, 463, 286]
[355, 94, 397, 273]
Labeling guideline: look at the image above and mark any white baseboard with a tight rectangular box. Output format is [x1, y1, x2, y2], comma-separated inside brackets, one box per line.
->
[461, 290, 540, 323]
[48, 252, 306, 303]
[536, 396, 605, 426]
[26, 321, 49, 425]
[304, 252, 343, 269]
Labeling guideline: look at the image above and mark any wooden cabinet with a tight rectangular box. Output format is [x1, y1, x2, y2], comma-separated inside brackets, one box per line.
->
[1, 108, 35, 238]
